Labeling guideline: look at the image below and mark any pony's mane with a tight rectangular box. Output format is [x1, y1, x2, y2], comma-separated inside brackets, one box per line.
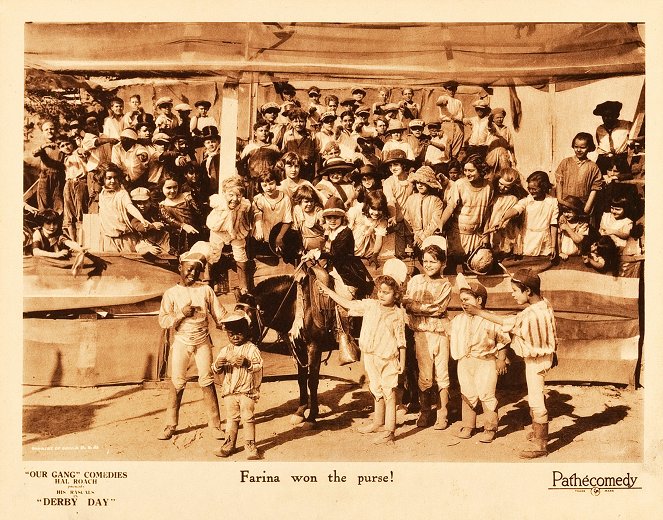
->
[252, 275, 294, 298]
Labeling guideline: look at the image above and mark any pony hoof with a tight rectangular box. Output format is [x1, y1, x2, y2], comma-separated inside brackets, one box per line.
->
[300, 420, 317, 430]
[290, 415, 305, 425]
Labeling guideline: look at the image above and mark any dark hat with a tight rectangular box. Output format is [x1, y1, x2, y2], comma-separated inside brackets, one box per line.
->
[382, 102, 400, 113]
[340, 97, 357, 107]
[511, 268, 541, 294]
[558, 195, 585, 214]
[85, 116, 98, 126]
[355, 105, 371, 116]
[319, 157, 356, 178]
[281, 83, 296, 94]
[427, 121, 442, 129]
[201, 125, 220, 140]
[351, 163, 381, 183]
[382, 148, 413, 167]
[194, 100, 212, 109]
[456, 273, 488, 304]
[351, 87, 367, 96]
[321, 196, 347, 218]
[307, 86, 321, 96]
[442, 80, 459, 90]
[593, 101, 623, 117]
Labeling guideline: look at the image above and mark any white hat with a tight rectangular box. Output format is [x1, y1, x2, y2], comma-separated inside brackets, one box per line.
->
[421, 235, 447, 252]
[382, 258, 408, 285]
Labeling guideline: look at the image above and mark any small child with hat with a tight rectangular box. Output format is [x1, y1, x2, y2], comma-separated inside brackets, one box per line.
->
[157, 250, 229, 441]
[464, 268, 557, 458]
[306, 86, 325, 121]
[191, 100, 218, 136]
[211, 311, 263, 459]
[315, 157, 357, 208]
[381, 119, 416, 161]
[593, 100, 632, 176]
[450, 273, 510, 442]
[404, 119, 428, 168]
[154, 97, 179, 135]
[436, 80, 465, 159]
[381, 149, 415, 259]
[129, 186, 171, 257]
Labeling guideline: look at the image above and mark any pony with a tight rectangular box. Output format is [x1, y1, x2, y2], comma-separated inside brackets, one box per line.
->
[238, 274, 336, 425]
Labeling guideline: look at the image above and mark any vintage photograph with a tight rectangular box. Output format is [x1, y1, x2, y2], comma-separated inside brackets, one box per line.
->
[21, 21, 646, 467]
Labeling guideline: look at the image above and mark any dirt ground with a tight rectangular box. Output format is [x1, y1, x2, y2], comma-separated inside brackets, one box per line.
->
[23, 356, 642, 463]
[22, 259, 643, 463]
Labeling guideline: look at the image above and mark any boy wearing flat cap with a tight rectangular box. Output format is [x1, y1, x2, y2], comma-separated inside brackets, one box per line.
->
[154, 97, 180, 136]
[191, 100, 218, 136]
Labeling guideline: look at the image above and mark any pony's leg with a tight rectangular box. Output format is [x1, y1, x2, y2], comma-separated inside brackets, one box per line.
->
[291, 362, 309, 424]
[305, 344, 323, 423]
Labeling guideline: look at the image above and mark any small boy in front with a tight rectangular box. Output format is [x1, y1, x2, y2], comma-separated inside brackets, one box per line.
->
[450, 275, 509, 443]
[464, 268, 557, 458]
[212, 312, 264, 460]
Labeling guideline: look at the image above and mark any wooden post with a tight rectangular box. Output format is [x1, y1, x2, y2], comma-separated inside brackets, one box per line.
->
[548, 82, 556, 179]
[219, 83, 239, 189]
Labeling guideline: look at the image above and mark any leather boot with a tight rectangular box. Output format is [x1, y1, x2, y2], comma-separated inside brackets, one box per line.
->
[456, 396, 477, 439]
[214, 421, 239, 458]
[201, 384, 224, 440]
[433, 388, 449, 430]
[416, 388, 434, 428]
[358, 398, 385, 434]
[519, 422, 548, 459]
[374, 396, 396, 445]
[157, 385, 184, 440]
[479, 409, 499, 443]
[242, 421, 262, 460]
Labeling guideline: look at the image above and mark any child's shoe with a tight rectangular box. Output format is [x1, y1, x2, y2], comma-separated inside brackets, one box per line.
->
[156, 425, 177, 440]
[372, 430, 395, 445]
[245, 441, 262, 460]
[455, 427, 474, 439]
[479, 429, 496, 443]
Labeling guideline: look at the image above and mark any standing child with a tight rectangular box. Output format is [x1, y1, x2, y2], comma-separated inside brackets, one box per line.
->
[317, 275, 407, 445]
[464, 269, 557, 459]
[207, 176, 254, 294]
[381, 149, 415, 259]
[557, 196, 589, 260]
[315, 157, 357, 208]
[61, 138, 90, 242]
[554, 132, 603, 222]
[157, 251, 228, 441]
[499, 171, 558, 259]
[280, 108, 317, 181]
[211, 312, 264, 460]
[159, 173, 204, 255]
[277, 151, 321, 203]
[450, 275, 510, 442]
[402, 237, 452, 430]
[98, 164, 150, 252]
[240, 119, 280, 199]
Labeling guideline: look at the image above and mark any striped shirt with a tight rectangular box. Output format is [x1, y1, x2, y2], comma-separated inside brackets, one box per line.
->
[214, 341, 263, 400]
[502, 299, 557, 358]
[450, 313, 510, 360]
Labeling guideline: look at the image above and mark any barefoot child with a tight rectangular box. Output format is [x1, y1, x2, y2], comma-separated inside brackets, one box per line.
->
[464, 268, 557, 458]
[157, 251, 228, 441]
[317, 275, 407, 444]
[402, 236, 452, 430]
[450, 274, 510, 443]
[211, 312, 263, 460]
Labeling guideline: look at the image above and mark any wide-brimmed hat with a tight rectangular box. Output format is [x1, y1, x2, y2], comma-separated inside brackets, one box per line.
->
[201, 125, 220, 140]
[593, 100, 623, 117]
[155, 96, 173, 108]
[382, 148, 413, 168]
[195, 100, 212, 109]
[321, 196, 347, 218]
[558, 195, 585, 215]
[410, 165, 443, 190]
[319, 157, 356, 178]
[385, 119, 406, 134]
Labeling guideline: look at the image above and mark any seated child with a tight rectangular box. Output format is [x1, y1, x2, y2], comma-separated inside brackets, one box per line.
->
[277, 151, 322, 203]
[292, 184, 326, 253]
[315, 157, 357, 208]
[450, 275, 510, 442]
[347, 190, 389, 265]
[557, 195, 589, 260]
[128, 187, 171, 257]
[583, 236, 620, 276]
[157, 251, 228, 441]
[212, 312, 264, 460]
[252, 169, 293, 258]
[599, 194, 633, 251]
[486, 167, 525, 258]
[32, 209, 85, 258]
[207, 176, 253, 294]
[317, 274, 406, 445]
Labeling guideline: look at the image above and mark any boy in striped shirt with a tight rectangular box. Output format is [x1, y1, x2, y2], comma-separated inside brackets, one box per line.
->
[463, 268, 557, 458]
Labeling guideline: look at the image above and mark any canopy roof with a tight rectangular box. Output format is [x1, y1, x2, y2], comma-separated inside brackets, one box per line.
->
[25, 22, 645, 87]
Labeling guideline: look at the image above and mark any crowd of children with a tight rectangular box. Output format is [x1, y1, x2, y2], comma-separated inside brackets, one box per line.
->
[24, 85, 644, 460]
